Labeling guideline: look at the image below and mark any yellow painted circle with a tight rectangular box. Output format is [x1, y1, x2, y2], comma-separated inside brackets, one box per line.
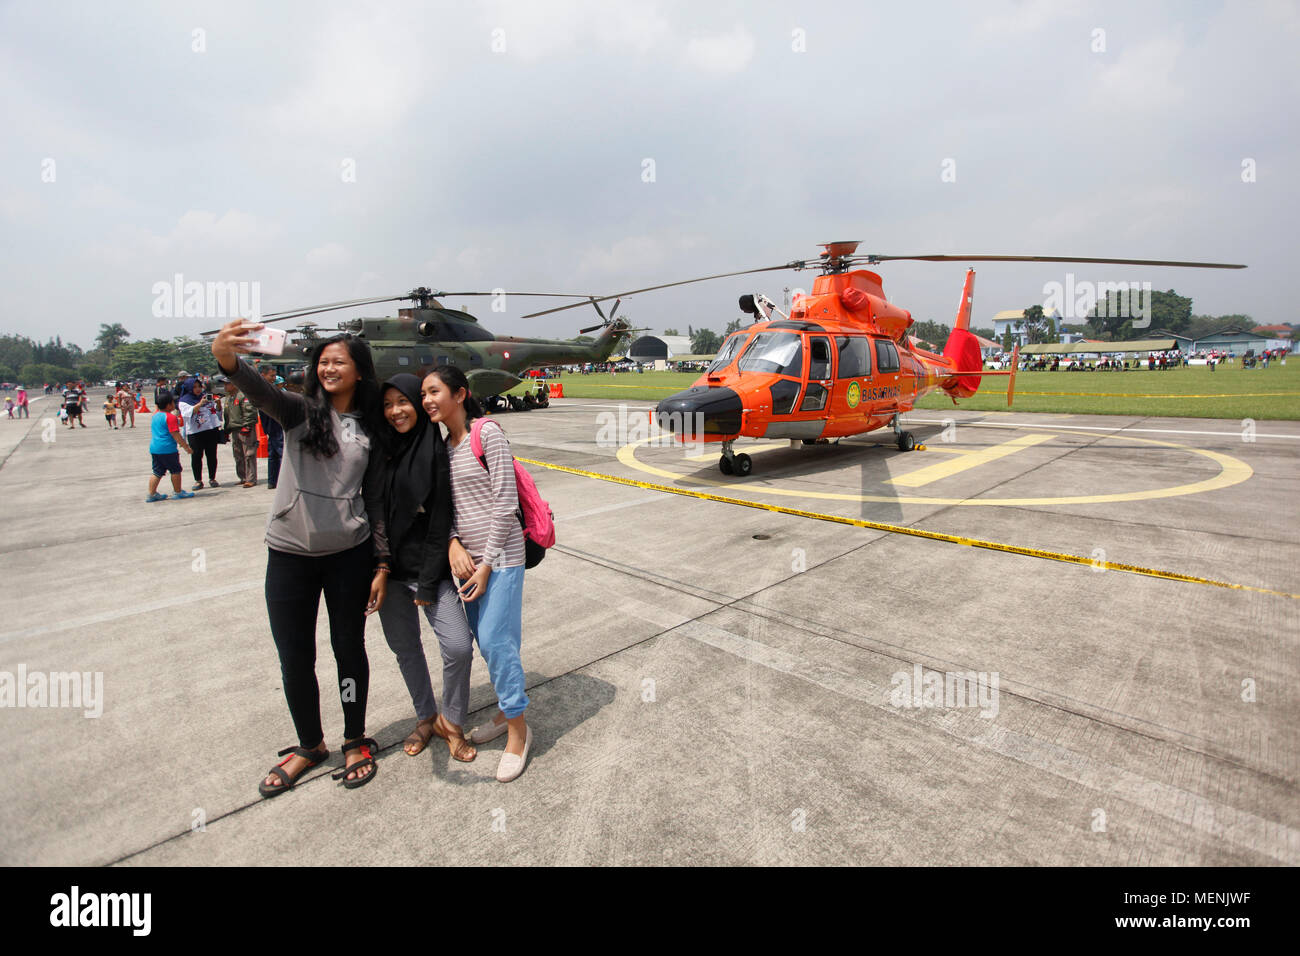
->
[846, 381, 861, 408]
[615, 429, 1253, 506]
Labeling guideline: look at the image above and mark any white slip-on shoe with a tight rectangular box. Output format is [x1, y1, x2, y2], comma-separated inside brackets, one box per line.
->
[495, 725, 532, 783]
[468, 715, 509, 745]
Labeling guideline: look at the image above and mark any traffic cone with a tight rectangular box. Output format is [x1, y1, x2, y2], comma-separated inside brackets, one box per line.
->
[256, 419, 268, 459]
[137, 394, 151, 413]
[551, 383, 564, 398]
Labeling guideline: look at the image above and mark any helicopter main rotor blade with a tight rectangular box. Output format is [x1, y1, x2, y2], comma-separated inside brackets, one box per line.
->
[433, 291, 600, 298]
[857, 254, 1247, 269]
[261, 294, 412, 319]
[199, 295, 412, 335]
[522, 264, 805, 318]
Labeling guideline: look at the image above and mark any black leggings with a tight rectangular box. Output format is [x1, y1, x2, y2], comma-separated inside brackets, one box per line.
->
[265, 541, 373, 748]
[190, 428, 220, 482]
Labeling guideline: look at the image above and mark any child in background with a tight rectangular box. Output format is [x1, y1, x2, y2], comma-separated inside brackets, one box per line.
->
[146, 392, 195, 502]
[4, 396, 13, 419]
[104, 395, 118, 428]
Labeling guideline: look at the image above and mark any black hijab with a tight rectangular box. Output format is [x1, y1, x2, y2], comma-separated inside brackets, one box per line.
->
[382, 374, 440, 548]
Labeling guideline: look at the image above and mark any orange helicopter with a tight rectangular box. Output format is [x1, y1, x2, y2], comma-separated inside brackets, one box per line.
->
[525, 242, 1245, 475]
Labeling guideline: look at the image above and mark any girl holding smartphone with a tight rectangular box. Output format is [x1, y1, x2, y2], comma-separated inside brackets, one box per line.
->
[211, 319, 390, 795]
[421, 365, 532, 783]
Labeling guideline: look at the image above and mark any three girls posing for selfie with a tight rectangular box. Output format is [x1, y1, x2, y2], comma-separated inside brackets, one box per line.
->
[212, 320, 533, 792]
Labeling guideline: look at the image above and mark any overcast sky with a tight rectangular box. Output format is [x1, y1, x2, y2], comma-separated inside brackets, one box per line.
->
[2, 0, 1295, 350]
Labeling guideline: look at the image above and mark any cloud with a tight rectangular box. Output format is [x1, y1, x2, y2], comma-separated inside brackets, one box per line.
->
[684, 25, 755, 73]
[304, 242, 351, 267]
[87, 209, 277, 266]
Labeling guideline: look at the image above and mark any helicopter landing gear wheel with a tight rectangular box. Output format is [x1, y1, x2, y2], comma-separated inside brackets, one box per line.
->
[897, 431, 916, 452]
[719, 456, 734, 475]
[733, 453, 753, 476]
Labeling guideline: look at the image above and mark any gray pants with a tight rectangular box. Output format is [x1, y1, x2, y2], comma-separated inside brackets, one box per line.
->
[377, 577, 474, 726]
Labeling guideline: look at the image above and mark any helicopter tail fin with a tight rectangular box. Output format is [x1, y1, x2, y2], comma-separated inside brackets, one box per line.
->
[953, 268, 975, 332]
[942, 269, 982, 398]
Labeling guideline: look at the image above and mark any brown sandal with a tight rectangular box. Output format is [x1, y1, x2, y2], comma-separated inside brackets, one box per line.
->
[430, 715, 477, 762]
[403, 717, 439, 756]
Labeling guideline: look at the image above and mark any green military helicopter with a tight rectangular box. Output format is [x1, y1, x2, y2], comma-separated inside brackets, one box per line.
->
[222, 287, 634, 410]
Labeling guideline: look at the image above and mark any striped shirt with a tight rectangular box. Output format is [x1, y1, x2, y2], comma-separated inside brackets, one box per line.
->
[447, 418, 525, 569]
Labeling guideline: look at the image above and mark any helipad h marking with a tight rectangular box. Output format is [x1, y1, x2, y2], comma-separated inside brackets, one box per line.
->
[885, 433, 1054, 488]
[613, 429, 1254, 506]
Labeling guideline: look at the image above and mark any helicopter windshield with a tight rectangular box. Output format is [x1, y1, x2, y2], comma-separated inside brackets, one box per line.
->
[706, 331, 749, 373]
[737, 331, 803, 376]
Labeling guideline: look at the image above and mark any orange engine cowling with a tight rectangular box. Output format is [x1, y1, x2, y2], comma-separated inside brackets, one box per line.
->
[942, 327, 983, 398]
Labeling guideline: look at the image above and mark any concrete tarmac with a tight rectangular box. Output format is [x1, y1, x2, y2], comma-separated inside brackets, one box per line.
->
[1, 390, 1296, 865]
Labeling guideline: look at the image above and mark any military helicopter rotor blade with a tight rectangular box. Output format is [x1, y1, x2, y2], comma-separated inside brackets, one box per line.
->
[850, 254, 1247, 269]
[199, 295, 415, 335]
[261, 294, 414, 320]
[431, 291, 601, 298]
[578, 323, 605, 334]
[521, 264, 808, 319]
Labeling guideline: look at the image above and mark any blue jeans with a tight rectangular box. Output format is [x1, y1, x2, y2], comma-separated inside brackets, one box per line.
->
[462, 564, 528, 718]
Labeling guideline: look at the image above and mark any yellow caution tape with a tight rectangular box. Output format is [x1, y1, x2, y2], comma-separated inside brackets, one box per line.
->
[517, 456, 1300, 601]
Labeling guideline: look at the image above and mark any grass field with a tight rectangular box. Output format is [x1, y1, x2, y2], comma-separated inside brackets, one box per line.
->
[510, 361, 1300, 420]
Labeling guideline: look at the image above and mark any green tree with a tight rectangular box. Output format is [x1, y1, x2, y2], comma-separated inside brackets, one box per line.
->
[172, 336, 218, 375]
[1001, 330, 1014, 352]
[723, 318, 745, 336]
[21, 362, 77, 386]
[1021, 305, 1053, 344]
[95, 323, 130, 362]
[1146, 290, 1192, 336]
[0, 335, 35, 375]
[111, 339, 174, 378]
[911, 320, 951, 349]
[690, 328, 722, 355]
[78, 363, 106, 383]
[661, 328, 680, 337]
[1185, 313, 1254, 339]
[972, 327, 995, 341]
[1087, 287, 1192, 340]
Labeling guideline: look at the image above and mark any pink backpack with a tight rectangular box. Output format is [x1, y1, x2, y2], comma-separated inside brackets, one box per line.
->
[470, 417, 555, 568]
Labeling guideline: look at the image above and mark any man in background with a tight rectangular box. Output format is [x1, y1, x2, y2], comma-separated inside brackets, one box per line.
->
[221, 374, 259, 488]
[257, 364, 285, 490]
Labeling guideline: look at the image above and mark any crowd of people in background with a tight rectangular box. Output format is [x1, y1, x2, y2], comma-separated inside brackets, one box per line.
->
[0, 369, 292, 498]
[993, 347, 1291, 373]
[140, 367, 289, 499]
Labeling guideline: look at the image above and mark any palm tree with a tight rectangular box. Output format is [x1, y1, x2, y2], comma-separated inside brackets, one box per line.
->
[96, 323, 130, 363]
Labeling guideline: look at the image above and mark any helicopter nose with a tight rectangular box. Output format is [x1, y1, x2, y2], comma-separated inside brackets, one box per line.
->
[656, 386, 742, 438]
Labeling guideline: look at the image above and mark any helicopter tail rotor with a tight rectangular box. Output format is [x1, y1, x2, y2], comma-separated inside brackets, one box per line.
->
[579, 297, 623, 334]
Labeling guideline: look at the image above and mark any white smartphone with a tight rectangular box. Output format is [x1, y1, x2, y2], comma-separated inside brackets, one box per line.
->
[243, 323, 286, 356]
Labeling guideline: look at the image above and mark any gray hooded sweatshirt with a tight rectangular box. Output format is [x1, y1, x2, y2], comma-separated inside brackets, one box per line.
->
[221, 357, 388, 559]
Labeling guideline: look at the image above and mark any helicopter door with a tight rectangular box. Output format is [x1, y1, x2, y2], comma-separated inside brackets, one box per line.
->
[798, 336, 834, 413]
[874, 338, 901, 410]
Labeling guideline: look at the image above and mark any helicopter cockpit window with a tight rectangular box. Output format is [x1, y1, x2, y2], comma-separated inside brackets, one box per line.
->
[397, 356, 411, 366]
[737, 332, 803, 376]
[706, 332, 748, 373]
[875, 338, 900, 373]
[421, 314, 496, 343]
[808, 337, 831, 380]
[836, 336, 870, 378]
